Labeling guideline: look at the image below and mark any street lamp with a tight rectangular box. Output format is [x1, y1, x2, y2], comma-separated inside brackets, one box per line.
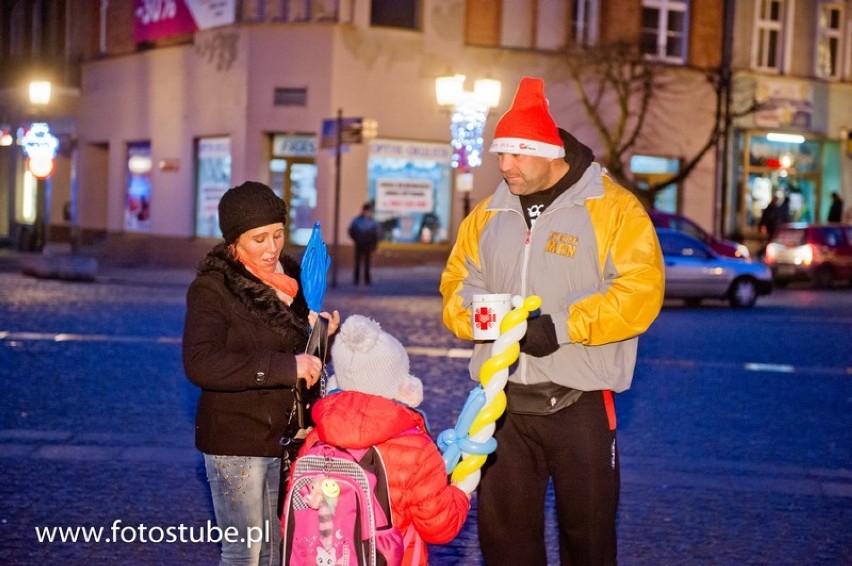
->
[16, 79, 96, 279]
[435, 75, 501, 216]
[19, 81, 59, 252]
[29, 81, 52, 106]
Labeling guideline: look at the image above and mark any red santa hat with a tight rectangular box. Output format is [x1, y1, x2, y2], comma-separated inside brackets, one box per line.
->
[489, 77, 566, 159]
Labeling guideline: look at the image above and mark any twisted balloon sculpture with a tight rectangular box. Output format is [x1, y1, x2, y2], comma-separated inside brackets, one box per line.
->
[438, 294, 542, 494]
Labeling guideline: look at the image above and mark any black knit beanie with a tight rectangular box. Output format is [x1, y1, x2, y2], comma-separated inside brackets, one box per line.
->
[218, 182, 288, 243]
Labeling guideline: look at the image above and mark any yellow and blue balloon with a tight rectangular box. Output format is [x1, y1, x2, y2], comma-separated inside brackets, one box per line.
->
[438, 294, 542, 494]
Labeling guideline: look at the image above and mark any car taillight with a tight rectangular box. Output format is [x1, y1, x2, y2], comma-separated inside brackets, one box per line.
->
[765, 244, 777, 263]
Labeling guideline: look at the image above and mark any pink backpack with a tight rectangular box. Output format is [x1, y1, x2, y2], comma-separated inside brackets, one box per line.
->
[283, 442, 404, 565]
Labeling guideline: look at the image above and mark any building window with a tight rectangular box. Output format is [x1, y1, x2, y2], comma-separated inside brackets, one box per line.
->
[630, 154, 680, 212]
[752, 0, 789, 73]
[465, 0, 594, 52]
[571, 0, 599, 47]
[274, 87, 308, 106]
[125, 142, 152, 233]
[815, 2, 844, 80]
[195, 137, 232, 238]
[500, 0, 569, 51]
[368, 139, 452, 244]
[640, 0, 689, 64]
[371, 0, 420, 30]
[270, 134, 319, 246]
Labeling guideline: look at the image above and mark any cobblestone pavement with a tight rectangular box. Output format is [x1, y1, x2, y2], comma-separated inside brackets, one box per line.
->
[0, 260, 850, 565]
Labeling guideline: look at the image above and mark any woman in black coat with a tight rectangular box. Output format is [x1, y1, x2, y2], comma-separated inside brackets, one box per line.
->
[182, 181, 338, 565]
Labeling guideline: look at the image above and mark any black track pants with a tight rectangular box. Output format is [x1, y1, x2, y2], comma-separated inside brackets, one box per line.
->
[478, 390, 619, 566]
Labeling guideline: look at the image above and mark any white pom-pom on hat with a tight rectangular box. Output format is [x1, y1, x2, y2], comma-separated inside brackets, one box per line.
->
[330, 314, 424, 408]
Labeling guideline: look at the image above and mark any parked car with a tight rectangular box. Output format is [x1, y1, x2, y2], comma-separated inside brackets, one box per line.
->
[657, 228, 772, 308]
[650, 210, 750, 259]
[764, 223, 852, 287]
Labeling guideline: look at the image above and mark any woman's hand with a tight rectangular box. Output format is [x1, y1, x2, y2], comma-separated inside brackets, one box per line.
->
[308, 310, 341, 337]
[322, 310, 340, 336]
[295, 353, 323, 388]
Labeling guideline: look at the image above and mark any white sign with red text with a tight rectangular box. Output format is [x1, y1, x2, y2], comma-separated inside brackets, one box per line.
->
[375, 179, 434, 214]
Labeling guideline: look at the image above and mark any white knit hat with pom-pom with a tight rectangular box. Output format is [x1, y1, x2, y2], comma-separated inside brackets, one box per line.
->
[329, 314, 423, 408]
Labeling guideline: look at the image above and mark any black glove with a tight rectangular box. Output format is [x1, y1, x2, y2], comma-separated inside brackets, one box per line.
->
[519, 314, 559, 358]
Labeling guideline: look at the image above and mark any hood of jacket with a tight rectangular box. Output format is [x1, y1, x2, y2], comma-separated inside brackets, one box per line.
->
[311, 390, 427, 448]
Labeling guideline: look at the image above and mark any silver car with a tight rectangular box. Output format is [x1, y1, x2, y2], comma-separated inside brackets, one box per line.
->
[657, 228, 772, 308]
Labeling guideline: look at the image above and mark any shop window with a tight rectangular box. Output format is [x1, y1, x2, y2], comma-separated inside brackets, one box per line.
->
[640, 0, 689, 64]
[630, 154, 680, 212]
[815, 2, 845, 80]
[124, 141, 152, 233]
[572, 0, 600, 47]
[367, 139, 452, 244]
[371, 0, 420, 30]
[752, 0, 790, 73]
[195, 136, 232, 238]
[739, 132, 823, 233]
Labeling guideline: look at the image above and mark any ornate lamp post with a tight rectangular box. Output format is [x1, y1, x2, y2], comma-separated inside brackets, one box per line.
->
[435, 75, 501, 217]
[17, 79, 96, 279]
[23, 81, 58, 252]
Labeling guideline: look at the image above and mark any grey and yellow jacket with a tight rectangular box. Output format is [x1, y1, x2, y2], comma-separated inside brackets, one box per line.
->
[440, 153, 664, 393]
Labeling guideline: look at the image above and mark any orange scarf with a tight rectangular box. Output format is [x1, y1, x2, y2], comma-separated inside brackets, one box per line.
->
[235, 248, 299, 300]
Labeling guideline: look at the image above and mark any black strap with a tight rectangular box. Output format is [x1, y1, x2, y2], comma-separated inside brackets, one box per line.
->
[295, 316, 328, 429]
[304, 316, 329, 364]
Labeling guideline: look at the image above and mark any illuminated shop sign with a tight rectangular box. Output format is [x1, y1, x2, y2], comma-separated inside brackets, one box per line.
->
[21, 122, 59, 180]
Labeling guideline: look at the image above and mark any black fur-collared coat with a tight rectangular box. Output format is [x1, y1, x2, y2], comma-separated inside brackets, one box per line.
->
[182, 243, 311, 457]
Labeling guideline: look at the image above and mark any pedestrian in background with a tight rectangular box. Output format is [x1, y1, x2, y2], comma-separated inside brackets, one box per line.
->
[828, 192, 844, 222]
[182, 181, 339, 565]
[759, 195, 784, 241]
[348, 202, 382, 285]
[287, 314, 470, 565]
[440, 77, 665, 565]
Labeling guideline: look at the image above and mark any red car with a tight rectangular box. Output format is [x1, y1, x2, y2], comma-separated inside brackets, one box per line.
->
[764, 223, 852, 287]
[649, 211, 750, 259]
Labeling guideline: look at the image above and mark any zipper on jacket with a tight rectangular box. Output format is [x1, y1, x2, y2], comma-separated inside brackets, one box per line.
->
[519, 221, 534, 385]
[518, 205, 561, 385]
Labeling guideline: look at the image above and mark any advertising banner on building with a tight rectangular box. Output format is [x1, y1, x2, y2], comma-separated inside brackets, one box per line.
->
[754, 79, 814, 129]
[133, 0, 236, 43]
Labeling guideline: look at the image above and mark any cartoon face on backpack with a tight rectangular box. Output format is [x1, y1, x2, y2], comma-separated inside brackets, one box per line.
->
[306, 535, 349, 566]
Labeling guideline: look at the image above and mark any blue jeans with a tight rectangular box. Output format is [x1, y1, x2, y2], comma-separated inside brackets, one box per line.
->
[204, 454, 281, 566]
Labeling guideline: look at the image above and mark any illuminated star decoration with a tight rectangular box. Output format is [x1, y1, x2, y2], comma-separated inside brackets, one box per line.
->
[450, 99, 489, 170]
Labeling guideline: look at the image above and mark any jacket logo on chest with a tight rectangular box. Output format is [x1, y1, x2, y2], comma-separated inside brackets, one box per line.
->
[544, 231, 578, 258]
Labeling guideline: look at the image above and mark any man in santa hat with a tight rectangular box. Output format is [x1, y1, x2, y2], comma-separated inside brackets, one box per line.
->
[440, 77, 665, 565]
